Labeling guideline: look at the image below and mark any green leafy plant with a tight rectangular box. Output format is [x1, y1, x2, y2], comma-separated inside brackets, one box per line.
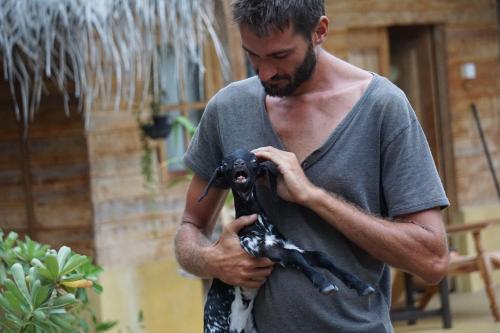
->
[0, 231, 117, 333]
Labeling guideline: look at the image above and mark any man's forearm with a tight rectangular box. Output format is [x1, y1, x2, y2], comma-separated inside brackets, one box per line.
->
[304, 186, 448, 284]
[174, 222, 213, 278]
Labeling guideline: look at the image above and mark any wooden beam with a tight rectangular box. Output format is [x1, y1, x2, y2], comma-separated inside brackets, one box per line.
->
[159, 101, 207, 113]
[221, 0, 247, 81]
[432, 25, 458, 225]
[18, 117, 37, 240]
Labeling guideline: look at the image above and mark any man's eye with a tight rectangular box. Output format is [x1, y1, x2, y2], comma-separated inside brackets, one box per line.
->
[274, 53, 288, 60]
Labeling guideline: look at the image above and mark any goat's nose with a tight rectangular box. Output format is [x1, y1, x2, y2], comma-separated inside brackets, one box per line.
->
[234, 159, 245, 167]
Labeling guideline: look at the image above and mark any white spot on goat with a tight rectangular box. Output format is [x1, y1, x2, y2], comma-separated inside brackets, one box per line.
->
[229, 287, 257, 333]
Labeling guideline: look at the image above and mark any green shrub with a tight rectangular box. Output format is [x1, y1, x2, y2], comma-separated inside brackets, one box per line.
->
[0, 230, 116, 333]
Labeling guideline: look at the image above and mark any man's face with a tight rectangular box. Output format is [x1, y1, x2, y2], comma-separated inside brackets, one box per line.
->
[260, 41, 316, 97]
[240, 24, 317, 97]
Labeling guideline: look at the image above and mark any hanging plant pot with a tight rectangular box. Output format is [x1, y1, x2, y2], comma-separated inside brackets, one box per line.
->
[142, 114, 172, 139]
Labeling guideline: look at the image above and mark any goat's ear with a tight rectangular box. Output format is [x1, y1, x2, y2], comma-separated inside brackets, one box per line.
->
[257, 162, 278, 199]
[197, 166, 225, 202]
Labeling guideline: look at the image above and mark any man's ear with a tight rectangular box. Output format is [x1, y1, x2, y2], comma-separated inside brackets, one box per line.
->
[313, 16, 329, 45]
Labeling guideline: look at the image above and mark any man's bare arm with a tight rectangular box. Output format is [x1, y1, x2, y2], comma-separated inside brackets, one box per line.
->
[305, 188, 448, 284]
[174, 174, 274, 288]
[254, 146, 449, 284]
[174, 174, 227, 277]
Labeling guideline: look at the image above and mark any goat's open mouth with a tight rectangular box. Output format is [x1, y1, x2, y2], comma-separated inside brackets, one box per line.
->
[234, 171, 248, 184]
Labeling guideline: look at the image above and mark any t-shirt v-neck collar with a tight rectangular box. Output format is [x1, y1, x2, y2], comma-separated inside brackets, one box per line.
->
[258, 73, 380, 170]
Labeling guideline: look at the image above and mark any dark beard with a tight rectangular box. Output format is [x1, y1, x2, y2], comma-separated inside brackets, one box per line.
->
[260, 42, 316, 97]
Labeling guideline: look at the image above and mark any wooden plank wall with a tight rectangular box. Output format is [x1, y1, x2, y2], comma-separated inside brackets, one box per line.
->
[0, 78, 94, 256]
[325, 0, 500, 209]
[0, 92, 28, 234]
[86, 96, 189, 266]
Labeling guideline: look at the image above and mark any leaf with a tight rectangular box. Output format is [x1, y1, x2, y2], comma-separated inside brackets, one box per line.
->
[6, 310, 23, 321]
[11, 263, 30, 303]
[50, 314, 75, 332]
[4, 232, 18, 250]
[33, 309, 47, 322]
[0, 294, 14, 313]
[53, 293, 76, 307]
[174, 115, 196, 135]
[57, 246, 71, 271]
[30, 279, 41, 303]
[0, 263, 6, 284]
[92, 282, 103, 295]
[4, 278, 29, 307]
[33, 285, 51, 308]
[76, 288, 88, 303]
[60, 254, 88, 276]
[49, 308, 67, 315]
[0, 315, 21, 331]
[95, 320, 118, 331]
[2, 291, 24, 315]
[45, 254, 60, 281]
[31, 258, 55, 282]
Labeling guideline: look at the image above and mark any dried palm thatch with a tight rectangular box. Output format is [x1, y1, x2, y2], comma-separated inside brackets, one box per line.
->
[0, 0, 230, 128]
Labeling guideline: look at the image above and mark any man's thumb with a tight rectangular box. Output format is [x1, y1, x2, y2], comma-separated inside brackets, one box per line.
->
[229, 214, 258, 233]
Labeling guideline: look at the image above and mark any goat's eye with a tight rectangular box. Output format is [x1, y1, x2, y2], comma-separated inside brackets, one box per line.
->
[251, 159, 257, 163]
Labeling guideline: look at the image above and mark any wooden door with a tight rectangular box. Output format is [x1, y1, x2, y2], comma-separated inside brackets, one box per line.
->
[389, 25, 457, 221]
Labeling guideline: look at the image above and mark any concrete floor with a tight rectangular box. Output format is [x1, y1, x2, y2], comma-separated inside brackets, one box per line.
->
[394, 286, 500, 333]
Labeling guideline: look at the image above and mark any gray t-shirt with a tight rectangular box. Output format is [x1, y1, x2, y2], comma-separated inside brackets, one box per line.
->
[184, 74, 449, 333]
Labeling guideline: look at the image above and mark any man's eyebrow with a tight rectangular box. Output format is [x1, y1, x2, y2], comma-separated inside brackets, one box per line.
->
[242, 46, 294, 58]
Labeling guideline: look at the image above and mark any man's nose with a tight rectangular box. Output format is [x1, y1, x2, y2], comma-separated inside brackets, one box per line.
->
[256, 62, 277, 82]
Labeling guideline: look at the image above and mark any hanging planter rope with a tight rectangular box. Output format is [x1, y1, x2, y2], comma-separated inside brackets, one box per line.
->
[0, 0, 230, 128]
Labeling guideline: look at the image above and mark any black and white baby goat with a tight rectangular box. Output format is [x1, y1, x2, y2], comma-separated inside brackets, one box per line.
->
[198, 148, 375, 333]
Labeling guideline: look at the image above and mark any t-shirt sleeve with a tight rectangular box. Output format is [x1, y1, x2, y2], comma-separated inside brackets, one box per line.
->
[381, 99, 449, 217]
[183, 96, 228, 188]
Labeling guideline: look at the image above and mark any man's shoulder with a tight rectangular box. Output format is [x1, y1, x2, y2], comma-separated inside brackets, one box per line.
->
[366, 74, 416, 124]
[214, 76, 262, 105]
[369, 74, 408, 105]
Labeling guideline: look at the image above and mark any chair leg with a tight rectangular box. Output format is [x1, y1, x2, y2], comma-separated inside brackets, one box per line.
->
[404, 273, 417, 325]
[419, 285, 438, 310]
[477, 255, 500, 321]
[473, 232, 500, 321]
[438, 277, 452, 328]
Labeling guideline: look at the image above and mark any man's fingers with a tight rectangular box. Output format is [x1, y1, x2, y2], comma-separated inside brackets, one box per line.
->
[254, 257, 275, 267]
[253, 146, 297, 172]
[252, 266, 273, 278]
[228, 214, 258, 233]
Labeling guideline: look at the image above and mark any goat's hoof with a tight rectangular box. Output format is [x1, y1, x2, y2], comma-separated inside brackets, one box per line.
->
[321, 284, 338, 295]
[358, 285, 375, 296]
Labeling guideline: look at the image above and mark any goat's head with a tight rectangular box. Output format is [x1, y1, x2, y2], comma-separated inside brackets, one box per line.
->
[198, 148, 276, 202]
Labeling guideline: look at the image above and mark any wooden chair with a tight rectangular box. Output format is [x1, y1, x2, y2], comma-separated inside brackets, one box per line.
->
[440, 219, 500, 321]
[391, 218, 500, 327]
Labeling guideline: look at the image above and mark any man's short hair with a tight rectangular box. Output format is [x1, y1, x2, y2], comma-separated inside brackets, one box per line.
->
[232, 0, 325, 39]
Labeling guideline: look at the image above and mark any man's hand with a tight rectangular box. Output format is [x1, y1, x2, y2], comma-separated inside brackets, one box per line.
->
[253, 146, 316, 205]
[205, 214, 274, 289]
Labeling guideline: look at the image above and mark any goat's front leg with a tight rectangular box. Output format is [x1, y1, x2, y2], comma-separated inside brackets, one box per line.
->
[303, 251, 375, 296]
[262, 245, 338, 295]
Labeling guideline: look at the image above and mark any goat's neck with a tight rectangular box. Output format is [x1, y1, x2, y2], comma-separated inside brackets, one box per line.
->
[233, 188, 259, 218]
